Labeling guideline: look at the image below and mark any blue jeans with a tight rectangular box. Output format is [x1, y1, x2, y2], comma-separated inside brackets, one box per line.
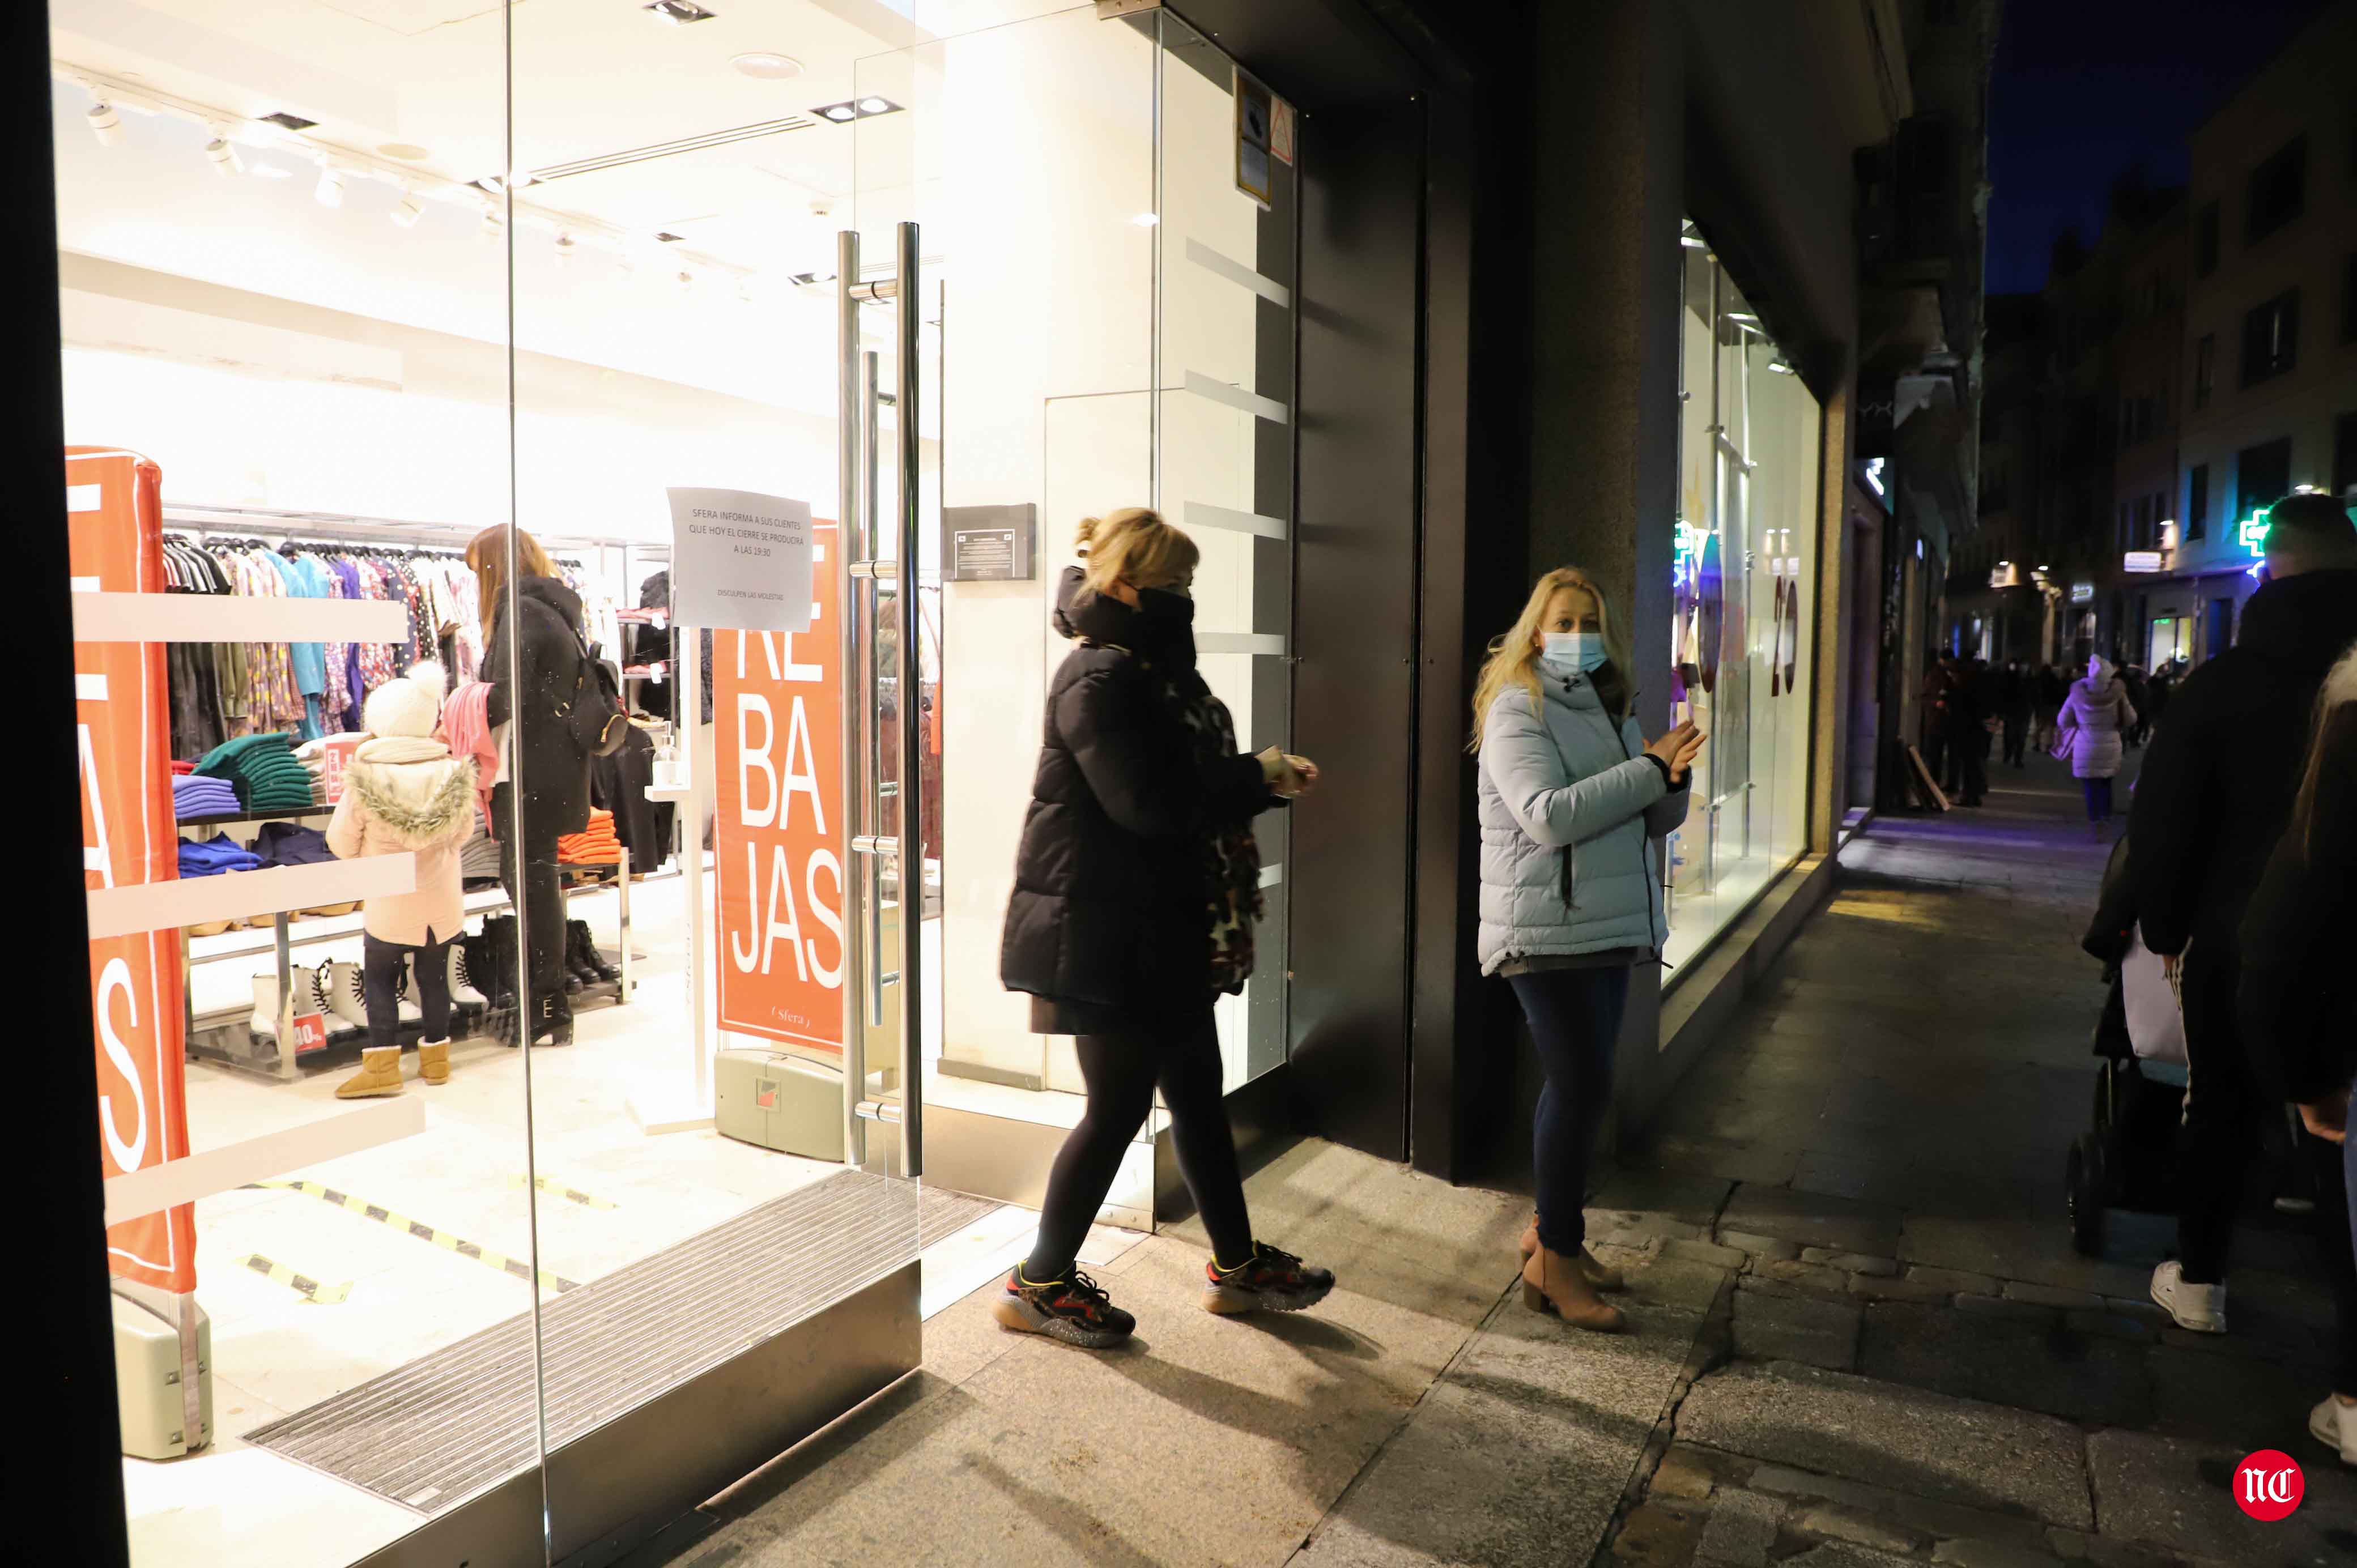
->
[1508, 965, 1631, 1255]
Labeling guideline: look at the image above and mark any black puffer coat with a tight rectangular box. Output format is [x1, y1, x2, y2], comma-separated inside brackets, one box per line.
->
[483, 574, 597, 838]
[1001, 569, 1279, 1021]
[2240, 693, 2357, 1105]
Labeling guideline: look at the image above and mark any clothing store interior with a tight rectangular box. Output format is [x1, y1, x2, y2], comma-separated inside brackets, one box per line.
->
[58, 2, 1299, 1563]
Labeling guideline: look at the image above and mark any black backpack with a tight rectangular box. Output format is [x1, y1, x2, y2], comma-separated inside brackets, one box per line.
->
[562, 620, 628, 758]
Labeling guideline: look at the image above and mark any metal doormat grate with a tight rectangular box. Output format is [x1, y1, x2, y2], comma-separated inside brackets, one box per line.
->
[245, 1173, 995, 1515]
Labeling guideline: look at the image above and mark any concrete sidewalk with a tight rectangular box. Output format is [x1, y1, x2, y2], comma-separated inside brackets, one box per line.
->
[638, 755, 2354, 1568]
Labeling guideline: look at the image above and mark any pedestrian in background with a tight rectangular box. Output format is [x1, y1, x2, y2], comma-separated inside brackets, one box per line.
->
[2131, 491, 2357, 1338]
[999, 507, 1333, 1348]
[1920, 655, 1952, 787]
[1474, 566, 1701, 1333]
[2034, 662, 2069, 753]
[2055, 654, 2135, 836]
[2121, 663, 2152, 748]
[1943, 655, 1989, 806]
[2238, 640, 2357, 1464]
[1998, 658, 2033, 768]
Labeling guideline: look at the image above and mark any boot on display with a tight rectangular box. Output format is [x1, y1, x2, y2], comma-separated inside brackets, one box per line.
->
[324, 958, 372, 1032]
[560, 922, 589, 993]
[335, 1046, 405, 1099]
[448, 939, 489, 1013]
[571, 919, 619, 983]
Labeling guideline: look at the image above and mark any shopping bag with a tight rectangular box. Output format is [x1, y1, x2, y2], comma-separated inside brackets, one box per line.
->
[2049, 724, 2076, 763]
[2121, 924, 2187, 1066]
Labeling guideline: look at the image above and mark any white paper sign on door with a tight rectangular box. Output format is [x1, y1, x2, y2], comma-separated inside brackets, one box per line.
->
[666, 488, 814, 633]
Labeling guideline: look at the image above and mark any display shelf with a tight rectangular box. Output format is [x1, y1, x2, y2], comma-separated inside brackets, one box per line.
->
[176, 805, 334, 828]
[87, 855, 416, 940]
[73, 590, 409, 645]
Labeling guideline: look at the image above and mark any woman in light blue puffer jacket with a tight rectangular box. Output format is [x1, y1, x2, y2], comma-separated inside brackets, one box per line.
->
[1475, 567, 1703, 1332]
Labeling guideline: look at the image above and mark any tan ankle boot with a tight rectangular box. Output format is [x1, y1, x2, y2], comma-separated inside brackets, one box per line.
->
[1522, 1245, 1624, 1332]
[416, 1038, 451, 1085]
[1518, 1215, 1626, 1293]
[335, 1046, 405, 1099]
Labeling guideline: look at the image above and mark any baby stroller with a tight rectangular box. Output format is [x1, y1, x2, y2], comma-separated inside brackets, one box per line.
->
[2065, 833, 2189, 1257]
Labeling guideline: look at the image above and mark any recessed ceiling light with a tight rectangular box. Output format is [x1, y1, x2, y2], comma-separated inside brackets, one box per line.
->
[261, 110, 318, 131]
[857, 96, 891, 114]
[732, 52, 804, 80]
[378, 142, 431, 161]
[1130, 212, 1159, 227]
[644, 0, 716, 22]
[812, 97, 902, 123]
[655, 231, 687, 243]
[820, 103, 856, 122]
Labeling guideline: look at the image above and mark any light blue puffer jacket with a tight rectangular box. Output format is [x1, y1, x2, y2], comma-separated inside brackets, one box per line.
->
[1476, 670, 1691, 975]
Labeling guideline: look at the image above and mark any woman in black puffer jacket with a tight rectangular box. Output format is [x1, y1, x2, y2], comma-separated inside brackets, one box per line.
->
[996, 508, 1334, 1348]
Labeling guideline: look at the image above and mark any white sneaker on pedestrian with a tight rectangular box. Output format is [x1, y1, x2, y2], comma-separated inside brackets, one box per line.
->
[2151, 1260, 2227, 1333]
[2311, 1396, 2357, 1464]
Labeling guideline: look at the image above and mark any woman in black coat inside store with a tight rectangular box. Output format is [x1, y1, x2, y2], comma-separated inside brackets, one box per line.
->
[995, 506, 1335, 1349]
[470, 525, 610, 1046]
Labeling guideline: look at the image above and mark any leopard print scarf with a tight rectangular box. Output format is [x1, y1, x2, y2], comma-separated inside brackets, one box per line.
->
[1159, 670, 1263, 995]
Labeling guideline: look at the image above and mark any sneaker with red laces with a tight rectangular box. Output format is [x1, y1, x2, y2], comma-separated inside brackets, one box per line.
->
[1203, 1242, 1335, 1315]
[992, 1266, 1136, 1348]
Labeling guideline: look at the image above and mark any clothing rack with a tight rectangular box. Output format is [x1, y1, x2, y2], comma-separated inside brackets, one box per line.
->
[160, 501, 668, 559]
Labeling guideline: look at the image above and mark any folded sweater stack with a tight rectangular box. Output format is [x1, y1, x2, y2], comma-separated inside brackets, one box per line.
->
[557, 808, 622, 866]
[194, 732, 314, 812]
[172, 775, 241, 820]
[178, 836, 263, 877]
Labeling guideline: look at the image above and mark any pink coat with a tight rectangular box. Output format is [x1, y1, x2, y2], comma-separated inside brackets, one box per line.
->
[326, 739, 477, 945]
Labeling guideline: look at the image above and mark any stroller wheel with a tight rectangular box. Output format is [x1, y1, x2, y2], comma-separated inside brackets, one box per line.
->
[2066, 1135, 2108, 1257]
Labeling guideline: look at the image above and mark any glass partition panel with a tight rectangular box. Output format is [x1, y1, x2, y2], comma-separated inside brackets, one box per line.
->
[51, 0, 537, 1558]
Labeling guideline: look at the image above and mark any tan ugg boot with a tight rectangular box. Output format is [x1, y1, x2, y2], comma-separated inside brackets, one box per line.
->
[335, 1047, 405, 1099]
[416, 1038, 452, 1086]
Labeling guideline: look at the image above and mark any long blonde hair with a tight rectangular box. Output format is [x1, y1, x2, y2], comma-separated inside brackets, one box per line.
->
[1469, 567, 1633, 750]
[466, 525, 555, 628]
[2291, 641, 2357, 856]
[1076, 507, 1198, 596]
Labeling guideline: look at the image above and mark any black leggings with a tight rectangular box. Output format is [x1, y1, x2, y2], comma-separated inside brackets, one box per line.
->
[2082, 777, 2115, 821]
[1024, 1008, 1253, 1280]
[361, 932, 450, 1051]
[491, 783, 568, 1016]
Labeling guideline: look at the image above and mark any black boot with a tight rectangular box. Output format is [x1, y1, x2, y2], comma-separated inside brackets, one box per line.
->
[529, 991, 574, 1047]
[560, 922, 588, 993]
[571, 919, 619, 983]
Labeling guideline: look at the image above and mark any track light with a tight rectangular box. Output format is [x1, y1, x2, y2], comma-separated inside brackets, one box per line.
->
[391, 186, 424, 228]
[88, 101, 122, 146]
[479, 204, 505, 242]
[314, 166, 344, 207]
[205, 137, 242, 177]
[1767, 357, 1796, 375]
[554, 231, 577, 266]
[674, 268, 696, 291]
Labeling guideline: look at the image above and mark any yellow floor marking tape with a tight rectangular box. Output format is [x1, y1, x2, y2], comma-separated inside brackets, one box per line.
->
[506, 1173, 619, 1209]
[246, 1180, 577, 1292]
[231, 1253, 351, 1305]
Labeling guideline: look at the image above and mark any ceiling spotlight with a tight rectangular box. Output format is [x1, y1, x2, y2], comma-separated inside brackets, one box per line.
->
[391, 187, 424, 228]
[1726, 310, 1760, 326]
[554, 232, 577, 266]
[87, 102, 122, 146]
[1130, 211, 1160, 227]
[205, 137, 242, 177]
[731, 52, 803, 79]
[260, 110, 318, 131]
[644, 0, 716, 21]
[314, 167, 344, 207]
[812, 96, 902, 122]
[1767, 357, 1796, 375]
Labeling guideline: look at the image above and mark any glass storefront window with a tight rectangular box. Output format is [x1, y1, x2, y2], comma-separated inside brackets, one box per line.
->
[59, 5, 1296, 1560]
[1666, 232, 1822, 970]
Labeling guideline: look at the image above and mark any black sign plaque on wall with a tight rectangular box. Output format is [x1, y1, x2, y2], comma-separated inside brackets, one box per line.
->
[942, 503, 1037, 582]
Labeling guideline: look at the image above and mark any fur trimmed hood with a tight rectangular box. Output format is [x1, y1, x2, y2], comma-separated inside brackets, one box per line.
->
[346, 745, 477, 847]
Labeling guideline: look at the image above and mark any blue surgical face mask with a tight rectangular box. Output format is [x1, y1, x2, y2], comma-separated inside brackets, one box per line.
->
[1541, 630, 1609, 675]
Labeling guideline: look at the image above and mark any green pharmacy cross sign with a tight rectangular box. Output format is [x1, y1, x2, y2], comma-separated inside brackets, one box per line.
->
[2238, 505, 2274, 558]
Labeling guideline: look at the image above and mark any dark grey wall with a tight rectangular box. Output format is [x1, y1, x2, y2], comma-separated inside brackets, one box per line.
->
[1288, 102, 1428, 1160]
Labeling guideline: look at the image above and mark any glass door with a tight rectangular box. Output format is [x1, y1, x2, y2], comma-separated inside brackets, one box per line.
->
[849, 6, 1299, 1220]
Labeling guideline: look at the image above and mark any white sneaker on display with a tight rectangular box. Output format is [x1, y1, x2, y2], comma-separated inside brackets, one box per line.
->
[324, 959, 372, 1031]
[448, 942, 488, 1009]
[2311, 1396, 2357, 1465]
[2151, 1260, 2227, 1333]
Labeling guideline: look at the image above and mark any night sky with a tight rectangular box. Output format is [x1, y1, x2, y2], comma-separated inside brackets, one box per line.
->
[1986, 0, 2333, 295]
